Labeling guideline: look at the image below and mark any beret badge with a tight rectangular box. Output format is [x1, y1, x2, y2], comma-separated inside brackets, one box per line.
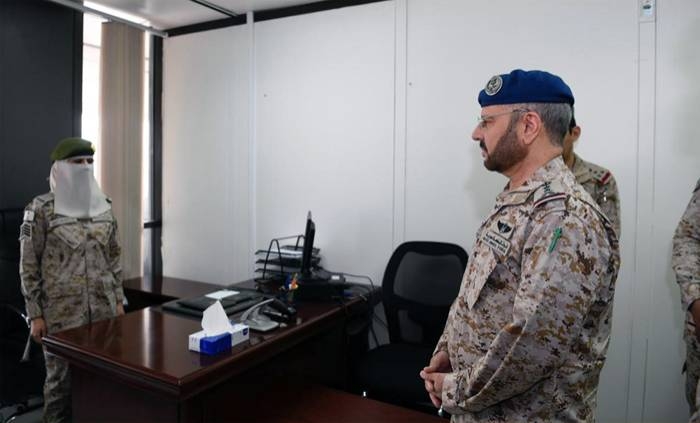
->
[484, 75, 503, 96]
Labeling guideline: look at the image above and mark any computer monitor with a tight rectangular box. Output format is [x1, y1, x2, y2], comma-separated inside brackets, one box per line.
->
[297, 211, 330, 284]
[300, 211, 315, 278]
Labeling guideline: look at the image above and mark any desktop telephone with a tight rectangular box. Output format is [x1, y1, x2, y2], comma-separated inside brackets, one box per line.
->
[262, 299, 297, 323]
[240, 298, 297, 332]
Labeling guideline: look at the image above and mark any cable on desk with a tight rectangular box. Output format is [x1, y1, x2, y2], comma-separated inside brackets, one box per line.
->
[333, 295, 350, 318]
[334, 272, 385, 348]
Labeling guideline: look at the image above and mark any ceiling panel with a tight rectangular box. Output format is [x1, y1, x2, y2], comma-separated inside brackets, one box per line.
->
[88, 0, 223, 29]
[87, 0, 324, 29]
[217, 0, 317, 13]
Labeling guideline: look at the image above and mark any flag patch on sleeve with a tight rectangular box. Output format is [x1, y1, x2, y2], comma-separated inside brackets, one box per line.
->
[20, 222, 32, 240]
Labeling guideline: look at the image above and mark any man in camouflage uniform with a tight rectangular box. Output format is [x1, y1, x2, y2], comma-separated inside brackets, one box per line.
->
[672, 179, 700, 414]
[420, 69, 620, 422]
[20, 138, 124, 423]
[562, 116, 621, 236]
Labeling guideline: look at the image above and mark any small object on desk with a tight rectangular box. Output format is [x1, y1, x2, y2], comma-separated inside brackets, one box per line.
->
[263, 309, 291, 323]
[205, 289, 238, 300]
[282, 273, 299, 303]
[189, 301, 250, 355]
[189, 332, 231, 355]
[267, 298, 297, 321]
[227, 322, 250, 346]
[244, 316, 279, 332]
[240, 298, 280, 332]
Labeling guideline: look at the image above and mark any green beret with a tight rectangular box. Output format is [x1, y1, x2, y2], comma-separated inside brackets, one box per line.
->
[50, 137, 95, 161]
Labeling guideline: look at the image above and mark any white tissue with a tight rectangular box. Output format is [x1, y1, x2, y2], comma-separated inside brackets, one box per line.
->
[201, 301, 234, 336]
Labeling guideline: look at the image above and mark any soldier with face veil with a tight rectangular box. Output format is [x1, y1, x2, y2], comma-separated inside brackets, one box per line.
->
[19, 137, 124, 423]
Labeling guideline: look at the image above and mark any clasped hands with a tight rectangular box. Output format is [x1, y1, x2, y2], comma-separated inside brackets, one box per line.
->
[420, 350, 451, 408]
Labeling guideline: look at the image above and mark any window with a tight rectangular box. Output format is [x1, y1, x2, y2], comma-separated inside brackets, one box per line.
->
[82, 12, 152, 276]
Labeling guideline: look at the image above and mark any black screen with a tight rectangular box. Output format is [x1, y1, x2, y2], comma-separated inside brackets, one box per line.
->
[300, 211, 315, 277]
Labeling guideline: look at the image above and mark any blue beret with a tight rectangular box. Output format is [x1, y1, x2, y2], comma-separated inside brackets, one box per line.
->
[478, 69, 574, 107]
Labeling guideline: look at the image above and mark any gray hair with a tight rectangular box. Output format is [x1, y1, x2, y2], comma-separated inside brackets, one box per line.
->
[509, 103, 572, 146]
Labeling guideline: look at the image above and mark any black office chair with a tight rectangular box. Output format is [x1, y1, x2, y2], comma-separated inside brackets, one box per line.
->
[352, 241, 467, 415]
[0, 210, 45, 422]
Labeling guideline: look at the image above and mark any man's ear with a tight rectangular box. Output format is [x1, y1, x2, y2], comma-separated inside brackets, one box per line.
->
[520, 112, 542, 146]
[571, 125, 582, 142]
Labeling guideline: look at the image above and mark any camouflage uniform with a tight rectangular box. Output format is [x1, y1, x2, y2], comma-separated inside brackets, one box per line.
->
[571, 153, 621, 236]
[691, 379, 700, 423]
[434, 157, 619, 422]
[19, 192, 123, 423]
[672, 179, 700, 413]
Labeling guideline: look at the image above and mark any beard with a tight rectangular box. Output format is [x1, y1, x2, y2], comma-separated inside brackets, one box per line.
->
[481, 119, 527, 173]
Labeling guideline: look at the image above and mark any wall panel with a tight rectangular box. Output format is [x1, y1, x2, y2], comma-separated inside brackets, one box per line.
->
[162, 25, 250, 284]
[254, 2, 396, 284]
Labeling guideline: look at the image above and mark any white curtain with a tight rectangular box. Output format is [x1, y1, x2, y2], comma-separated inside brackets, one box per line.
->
[99, 22, 144, 280]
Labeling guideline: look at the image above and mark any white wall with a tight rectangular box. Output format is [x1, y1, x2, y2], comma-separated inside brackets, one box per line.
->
[254, 2, 396, 284]
[161, 0, 700, 421]
[162, 25, 251, 284]
[642, 1, 700, 421]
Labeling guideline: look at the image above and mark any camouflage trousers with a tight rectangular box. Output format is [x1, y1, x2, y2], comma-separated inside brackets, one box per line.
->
[686, 335, 700, 415]
[43, 349, 71, 423]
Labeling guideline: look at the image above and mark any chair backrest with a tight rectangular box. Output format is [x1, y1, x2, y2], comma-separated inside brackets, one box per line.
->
[0, 209, 22, 262]
[0, 211, 45, 407]
[382, 241, 468, 346]
[0, 209, 23, 310]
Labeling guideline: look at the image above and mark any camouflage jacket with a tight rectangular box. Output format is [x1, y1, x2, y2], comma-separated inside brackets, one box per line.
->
[435, 157, 620, 422]
[572, 154, 621, 237]
[673, 180, 700, 317]
[19, 192, 123, 333]
[692, 378, 700, 423]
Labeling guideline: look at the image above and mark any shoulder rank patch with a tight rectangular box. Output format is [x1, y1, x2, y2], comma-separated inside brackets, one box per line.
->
[19, 222, 32, 240]
[23, 210, 35, 222]
[532, 181, 567, 208]
[598, 171, 612, 185]
[534, 193, 567, 208]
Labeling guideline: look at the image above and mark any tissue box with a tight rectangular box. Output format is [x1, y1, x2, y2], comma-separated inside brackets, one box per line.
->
[189, 332, 231, 356]
[188, 323, 250, 354]
[228, 323, 250, 347]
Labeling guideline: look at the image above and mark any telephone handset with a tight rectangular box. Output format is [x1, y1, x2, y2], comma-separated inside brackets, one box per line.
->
[263, 299, 297, 323]
[240, 298, 297, 332]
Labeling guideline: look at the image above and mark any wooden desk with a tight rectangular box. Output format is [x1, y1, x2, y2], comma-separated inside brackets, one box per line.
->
[209, 381, 444, 423]
[122, 276, 222, 310]
[42, 277, 376, 422]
